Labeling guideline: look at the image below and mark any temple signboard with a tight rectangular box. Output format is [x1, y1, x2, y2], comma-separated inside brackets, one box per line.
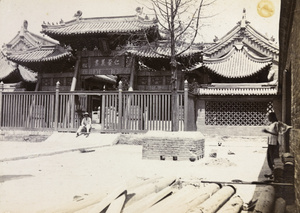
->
[81, 56, 131, 75]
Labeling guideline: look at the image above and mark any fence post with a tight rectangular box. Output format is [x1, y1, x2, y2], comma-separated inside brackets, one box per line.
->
[0, 81, 3, 129]
[54, 81, 60, 131]
[118, 81, 123, 133]
[184, 80, 188, 131]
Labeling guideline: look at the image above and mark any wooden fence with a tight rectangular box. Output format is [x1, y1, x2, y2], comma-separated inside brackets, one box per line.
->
[0, 81, 196, 133]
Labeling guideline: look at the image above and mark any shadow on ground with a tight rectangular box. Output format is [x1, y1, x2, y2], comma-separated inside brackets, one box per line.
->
[0, 174, 33, 183]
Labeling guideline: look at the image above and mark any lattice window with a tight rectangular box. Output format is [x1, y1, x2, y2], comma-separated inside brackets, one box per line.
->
[205, 101, 274, 126]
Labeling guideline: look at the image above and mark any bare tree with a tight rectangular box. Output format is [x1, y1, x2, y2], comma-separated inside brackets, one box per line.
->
[141, 0, 212, 131]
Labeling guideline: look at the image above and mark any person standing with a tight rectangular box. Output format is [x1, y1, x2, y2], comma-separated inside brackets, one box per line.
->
[76, 112, 92, 137]
[262, 112, 279, 178]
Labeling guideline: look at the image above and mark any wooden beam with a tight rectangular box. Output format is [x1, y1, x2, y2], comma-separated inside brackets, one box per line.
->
[194, 185, 236, 213]
[215, 195, 243, 213]
[253, 186, 275, 213]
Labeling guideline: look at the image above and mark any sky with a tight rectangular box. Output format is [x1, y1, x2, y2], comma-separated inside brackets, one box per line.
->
[0, 0, 280, 48]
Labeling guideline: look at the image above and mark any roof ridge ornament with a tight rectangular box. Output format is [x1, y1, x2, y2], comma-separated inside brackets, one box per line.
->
[241, 8, 246, 28]
[74, 10, 83, 20]
[234, 44, 244, 50]
[23, 20, 28, 30]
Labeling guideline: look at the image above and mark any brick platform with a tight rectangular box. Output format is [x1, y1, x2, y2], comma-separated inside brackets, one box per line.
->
[142, 131, 205, 161]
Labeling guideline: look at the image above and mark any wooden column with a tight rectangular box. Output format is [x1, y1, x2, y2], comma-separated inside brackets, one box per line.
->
[70, 56, 81, 91]
[184, 80, 188, 131]
[0, 82, 3, 129]
[128, 55, 135, 91]
[54, 81, 60, 131]
[118, 81, 123, 132]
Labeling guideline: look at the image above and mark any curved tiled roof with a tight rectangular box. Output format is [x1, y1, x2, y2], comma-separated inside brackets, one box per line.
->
[0, 54, 17, 79]
[204, 18, 279, 57]
[18, 65, 38, 82]
[127, 44, 202, 58]
[41, 15, 157, 36]
[205, 25, 240, 55]
[197, 87, 277, 96]
[7, 45, 72, 63]
[203, 45, 272, 78]
[0, 54, 37, 82]
[5, 21, 58, 53]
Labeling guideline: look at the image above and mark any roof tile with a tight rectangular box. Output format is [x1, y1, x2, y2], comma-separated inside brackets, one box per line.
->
[42, 15, 157, 36]
[127, 44, 202, 58]
[203, 45, 272, 78]
[7, 46, 72, 63]
[197, 87, 277, 95]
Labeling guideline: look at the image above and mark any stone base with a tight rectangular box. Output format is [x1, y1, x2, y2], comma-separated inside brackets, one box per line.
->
[142, 131, 205, 161]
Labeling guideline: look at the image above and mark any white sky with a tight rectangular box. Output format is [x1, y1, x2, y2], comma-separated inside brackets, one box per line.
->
[0, 0, 280, 47]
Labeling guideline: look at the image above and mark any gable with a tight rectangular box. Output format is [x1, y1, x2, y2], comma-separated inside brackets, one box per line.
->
[204, 10, 279, 63]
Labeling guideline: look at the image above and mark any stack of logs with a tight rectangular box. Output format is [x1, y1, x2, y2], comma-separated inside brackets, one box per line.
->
[70, 177, 244, 213]
[252, 152, 295, 213]
[49, 156, 295, 213]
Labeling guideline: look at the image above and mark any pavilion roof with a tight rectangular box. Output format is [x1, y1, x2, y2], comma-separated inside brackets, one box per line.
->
[0, 54, 17, 80]
[186, 45, 272, 78]
[41, 14, 158, 37]
[6, 45, 72, 63]
[204, 9, 279, 60]
[204, 45, 272, 78]
[0, 54, 37, 82]
[5, 20, 57, 52]
[18, 65, 38, 82]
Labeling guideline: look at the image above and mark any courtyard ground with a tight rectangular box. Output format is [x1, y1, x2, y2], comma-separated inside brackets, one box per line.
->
[0, 133, 274, 212]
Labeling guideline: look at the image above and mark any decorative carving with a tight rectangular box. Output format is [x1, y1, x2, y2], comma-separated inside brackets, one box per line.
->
[81, 58, 88, 68]
[205, 101, 274, 126]
[41, 78, 51, 86]
[188, 79, 200, 93]
[74, 10, 82, 18]
[165, 76, 172, 85]
[137, 76, 148, 85]
[119, 75, 129, 90]
[53, 77, 64, 86]
[151, 76, 163, 85]
[66, 77, 72, 86]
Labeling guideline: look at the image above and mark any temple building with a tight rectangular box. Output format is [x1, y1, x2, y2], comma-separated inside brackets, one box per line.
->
[39, 11, 162, 92]
[3, 20, 73, 91]
[0, 53, 37, 91]
[4, 10, 202, 93]
[1, 9, 280, 134]
[186, 9, 280, 134]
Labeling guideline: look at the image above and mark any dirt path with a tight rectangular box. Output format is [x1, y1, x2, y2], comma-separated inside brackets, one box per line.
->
[0, 136, 269, 213]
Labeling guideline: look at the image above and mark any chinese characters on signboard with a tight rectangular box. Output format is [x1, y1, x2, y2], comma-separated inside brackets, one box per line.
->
[81, 56, 131, 75]
[81, 56, 125, 69]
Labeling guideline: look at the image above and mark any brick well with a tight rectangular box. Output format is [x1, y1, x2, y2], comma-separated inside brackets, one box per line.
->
[142, 131, 205, 161]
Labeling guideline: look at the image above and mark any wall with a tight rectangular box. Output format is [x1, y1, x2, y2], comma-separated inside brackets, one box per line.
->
[279, 0, 300, 210]
[288, 2, 300, 210]
[195, 98, 281, 136]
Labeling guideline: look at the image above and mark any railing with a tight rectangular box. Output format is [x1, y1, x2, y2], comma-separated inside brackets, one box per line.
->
[0, 91, 55, 130]
[0, 81, 196, 133]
